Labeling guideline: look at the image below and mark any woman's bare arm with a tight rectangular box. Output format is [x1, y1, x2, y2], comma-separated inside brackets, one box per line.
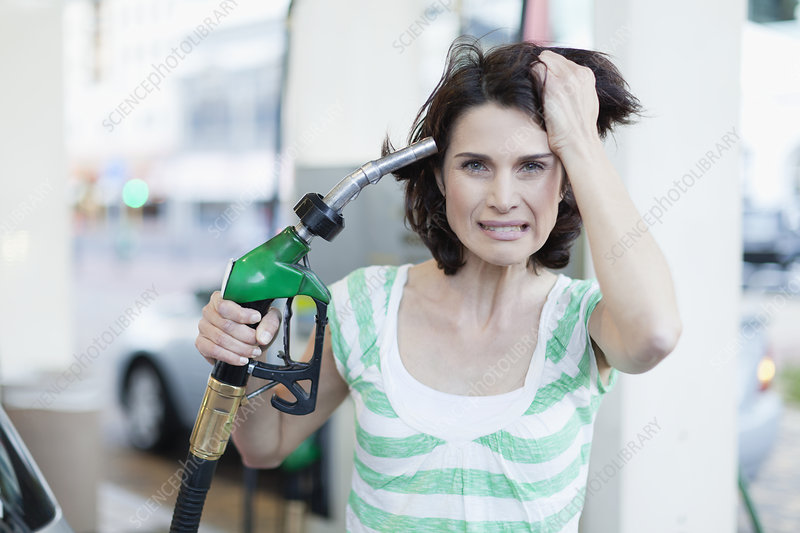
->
[533, 51, 682, 374]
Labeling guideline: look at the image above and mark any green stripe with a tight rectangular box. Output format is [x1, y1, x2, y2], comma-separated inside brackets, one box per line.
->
[525, 353, 590, 415]
[578, 344, 591, 377]
[382, 266, 399, 311]
[546, 281, 594, 364]
[355, 423, 444, 459]
[348, 269, 381, 369]
[475, 404, 596, 464]
[354, 441, 592, 499]
[349, 487, 585, 533]
[351, 378, 398, 418]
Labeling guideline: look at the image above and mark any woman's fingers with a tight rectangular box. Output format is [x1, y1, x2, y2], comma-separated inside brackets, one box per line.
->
[531, 51, 600, 154]
[196, 292, 286, 366]
[256, 306, 282, 346]
[196, 291, 258, 366]
[204, 291, 260, 345]
[195, 334, 254, 366]
[198, 316, 263, 359]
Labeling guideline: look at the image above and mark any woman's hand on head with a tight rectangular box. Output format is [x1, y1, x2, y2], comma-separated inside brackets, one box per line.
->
[531, 50, 602, 157]
[195, 291, 282, 366]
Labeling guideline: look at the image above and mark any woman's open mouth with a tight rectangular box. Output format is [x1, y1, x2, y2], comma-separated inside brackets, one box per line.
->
[478, 221, 530, 240]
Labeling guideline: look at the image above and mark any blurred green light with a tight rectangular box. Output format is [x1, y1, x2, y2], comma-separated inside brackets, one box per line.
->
[122, 179, 149, 208]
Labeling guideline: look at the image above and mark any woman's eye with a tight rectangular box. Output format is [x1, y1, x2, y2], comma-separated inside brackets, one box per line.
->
[461, 160, 487, 172]
[521, 161, 545, 172]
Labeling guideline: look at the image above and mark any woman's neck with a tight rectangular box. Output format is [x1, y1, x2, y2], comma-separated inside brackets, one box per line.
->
[410, 258, 557, 330]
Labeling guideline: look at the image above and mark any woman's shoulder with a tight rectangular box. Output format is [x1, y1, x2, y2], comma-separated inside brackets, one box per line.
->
[327, 264, 409, 357]
[545, 273, 602, 327]
[328, 264, 411, 311]
[548, 272, 600, 297]
[330, 264, 406, 291]
[559, 274, 600, 293]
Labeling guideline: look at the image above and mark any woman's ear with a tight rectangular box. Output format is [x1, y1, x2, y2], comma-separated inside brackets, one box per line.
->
[434, 167, 445, 195]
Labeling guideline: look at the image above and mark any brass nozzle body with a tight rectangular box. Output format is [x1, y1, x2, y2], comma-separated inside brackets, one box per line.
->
[189, 376, 247, 460]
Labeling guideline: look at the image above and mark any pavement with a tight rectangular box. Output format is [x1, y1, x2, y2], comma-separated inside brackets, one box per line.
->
[96, 425, 288, 532]
[738, 405, 800, 533]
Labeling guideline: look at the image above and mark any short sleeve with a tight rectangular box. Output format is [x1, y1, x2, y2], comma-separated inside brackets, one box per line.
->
[582, 280, 618, 395]
[327, 275, 352, 385]
[325, 265, 399, 388]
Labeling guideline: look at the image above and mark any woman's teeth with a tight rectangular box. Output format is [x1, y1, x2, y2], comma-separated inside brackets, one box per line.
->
[480, 223, 526, 232]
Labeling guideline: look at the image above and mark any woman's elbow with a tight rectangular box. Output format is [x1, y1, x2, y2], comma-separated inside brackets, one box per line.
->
[236, 444, 285, 470]
[635, 319, 683, 372]
[232, 433, 286, 470]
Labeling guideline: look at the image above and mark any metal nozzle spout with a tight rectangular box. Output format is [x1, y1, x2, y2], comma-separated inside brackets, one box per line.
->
[323, 136, 437, 212]
[294, 137, 437, 243]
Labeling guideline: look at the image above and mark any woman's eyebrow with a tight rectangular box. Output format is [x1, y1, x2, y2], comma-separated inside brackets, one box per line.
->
[519, 153, 555, 160]
[452, 152, 555, 159]
[453, 152, 489, 159]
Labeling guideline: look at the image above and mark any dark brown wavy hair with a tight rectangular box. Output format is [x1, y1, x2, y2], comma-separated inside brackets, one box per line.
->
[384, 38, 642, 275]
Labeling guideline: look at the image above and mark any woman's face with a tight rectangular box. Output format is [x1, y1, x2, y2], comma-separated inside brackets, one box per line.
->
[436, 102, 563, 270]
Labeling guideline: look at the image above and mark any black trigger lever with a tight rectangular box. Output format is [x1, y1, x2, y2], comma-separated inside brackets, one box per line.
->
[279, 297, 294, 366]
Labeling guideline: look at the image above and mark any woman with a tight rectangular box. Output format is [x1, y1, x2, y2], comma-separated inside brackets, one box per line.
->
[196, 39, 681, 531]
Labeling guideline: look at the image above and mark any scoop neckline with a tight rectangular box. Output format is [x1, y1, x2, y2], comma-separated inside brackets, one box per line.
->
[379, 264, 566, 441]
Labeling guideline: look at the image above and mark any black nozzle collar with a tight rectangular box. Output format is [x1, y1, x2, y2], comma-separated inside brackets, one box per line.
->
[293, 193, 344, 242]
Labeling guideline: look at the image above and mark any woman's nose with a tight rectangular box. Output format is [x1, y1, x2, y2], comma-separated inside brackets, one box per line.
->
[487, 173, 518, 212]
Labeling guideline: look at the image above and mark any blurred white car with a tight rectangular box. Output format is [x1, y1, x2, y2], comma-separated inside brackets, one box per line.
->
[115, 289, 214, 450]
[115, 289, 312, 451]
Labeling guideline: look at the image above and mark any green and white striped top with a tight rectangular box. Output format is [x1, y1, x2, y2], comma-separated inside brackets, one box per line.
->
[328, 264, 617, 533]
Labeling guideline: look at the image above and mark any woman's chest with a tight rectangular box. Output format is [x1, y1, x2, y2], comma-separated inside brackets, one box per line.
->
[396, 302, 542, 396]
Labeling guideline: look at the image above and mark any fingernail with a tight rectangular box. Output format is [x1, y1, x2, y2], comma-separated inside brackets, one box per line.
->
[251, 313, 261, 323]
[252, 347, 262, 356]
[239, 357, 249, 365]
[258, 331, 272, 344]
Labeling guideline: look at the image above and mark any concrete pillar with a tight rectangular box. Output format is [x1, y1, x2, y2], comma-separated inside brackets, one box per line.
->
[581, 1, 744, 532]
[0, 2, 99, 531]
[285, 1, 459, 531]
[284, 0, 459, 168]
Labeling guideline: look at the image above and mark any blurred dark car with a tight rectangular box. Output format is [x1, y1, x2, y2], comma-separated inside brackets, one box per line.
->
[743, 208, 800, 268]
[0, 405, 73, 532]
[737, 309, 783, 481]
[115, 289, 312, 451]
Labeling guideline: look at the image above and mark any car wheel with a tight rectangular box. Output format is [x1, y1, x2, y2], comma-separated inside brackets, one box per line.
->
[122, 360, 178, 451]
